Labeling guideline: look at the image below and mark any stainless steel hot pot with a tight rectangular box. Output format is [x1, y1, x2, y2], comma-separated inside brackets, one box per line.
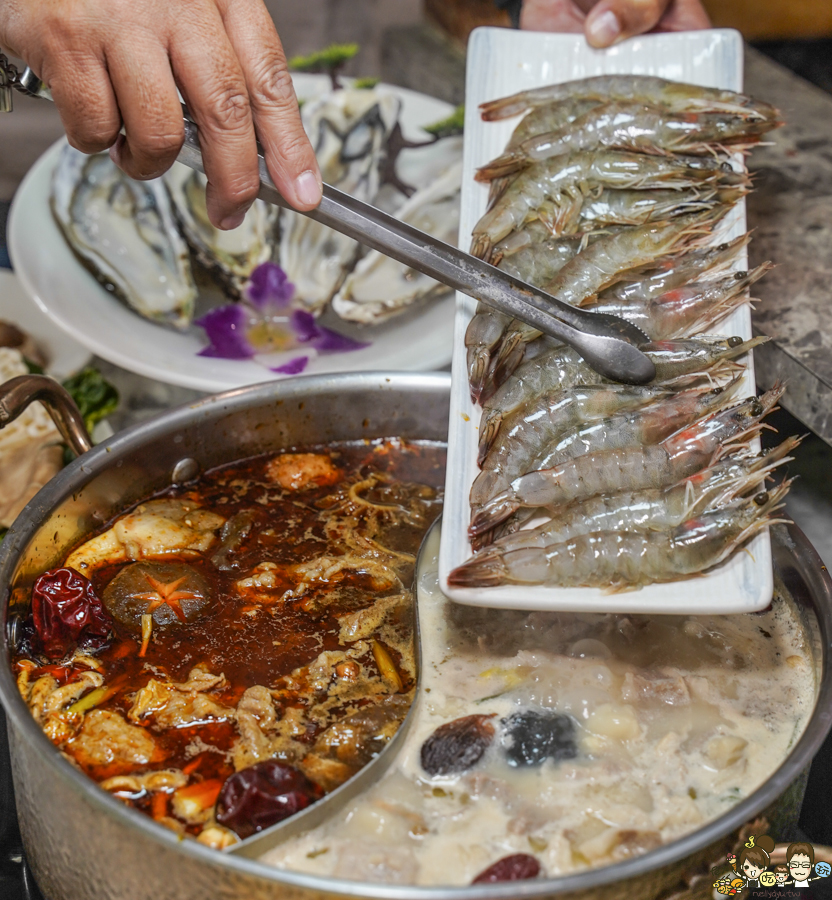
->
[1, 371, 830, 900]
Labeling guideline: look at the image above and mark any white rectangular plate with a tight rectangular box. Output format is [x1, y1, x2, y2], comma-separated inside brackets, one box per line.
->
[439, 28, 773, 614]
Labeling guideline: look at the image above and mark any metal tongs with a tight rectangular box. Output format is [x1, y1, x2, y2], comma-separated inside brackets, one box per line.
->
[1, 58, 656, 384]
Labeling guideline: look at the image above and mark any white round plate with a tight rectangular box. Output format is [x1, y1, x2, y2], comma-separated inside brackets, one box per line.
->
[8, 76, 456, 392]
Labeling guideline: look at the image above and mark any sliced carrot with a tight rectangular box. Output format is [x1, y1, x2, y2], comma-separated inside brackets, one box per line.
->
[174, 779, 223, 811]
[151, 790, 169, 820]
[109, 640, 136, 660]
[182, 755, 204, 776]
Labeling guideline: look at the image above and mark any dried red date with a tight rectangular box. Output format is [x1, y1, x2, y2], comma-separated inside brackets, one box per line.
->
[420, 714, 495, 776]
[215, 760, 323, 839]
[31, 567, 113, 660]
[472, 853, 541, 884]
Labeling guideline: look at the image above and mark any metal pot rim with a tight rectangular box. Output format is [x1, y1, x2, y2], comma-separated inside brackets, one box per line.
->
[2, 371, 831, 899]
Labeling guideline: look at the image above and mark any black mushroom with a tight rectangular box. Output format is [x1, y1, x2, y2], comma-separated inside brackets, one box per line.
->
[102, 561, 213, 628]
[501, 710, 578, 768]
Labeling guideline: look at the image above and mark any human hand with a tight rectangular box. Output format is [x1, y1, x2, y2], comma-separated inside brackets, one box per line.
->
[0, 0, 322, 228]
[521, 0, 711, 48]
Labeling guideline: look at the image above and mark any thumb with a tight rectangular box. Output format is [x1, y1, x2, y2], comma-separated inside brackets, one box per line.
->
[584, 0, 671, 47]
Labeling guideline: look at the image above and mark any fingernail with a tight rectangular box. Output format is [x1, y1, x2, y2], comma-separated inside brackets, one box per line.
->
[294, 169, 322, 208]
[586, 9, 621, 47]
[220, 210, 247, 231]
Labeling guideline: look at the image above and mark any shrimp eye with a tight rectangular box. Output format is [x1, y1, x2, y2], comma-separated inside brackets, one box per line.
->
[720, 162, 734, 172]
[717, 242, 729, 251]
[754, 492, 769, 506]
[750, 399, 764, 416]
[734, 271, 748, 280]
[727, 336, 743, 347]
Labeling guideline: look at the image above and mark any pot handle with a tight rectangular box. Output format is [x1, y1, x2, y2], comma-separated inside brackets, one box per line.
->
[0, 374, 93, 456]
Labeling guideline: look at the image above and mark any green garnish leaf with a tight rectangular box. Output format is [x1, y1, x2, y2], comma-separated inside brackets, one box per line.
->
[289, 43, 359, 73]
[61, 367, 119, 434]
[353, 76, 380, 90]
[423, 105, 465, 139]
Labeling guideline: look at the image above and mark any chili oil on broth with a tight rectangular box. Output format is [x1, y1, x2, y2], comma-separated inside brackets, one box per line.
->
[11, 439, 445, 846]
[263, 527, 816, 886]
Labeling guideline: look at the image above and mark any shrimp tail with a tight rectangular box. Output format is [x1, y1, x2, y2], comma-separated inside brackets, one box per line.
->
[487, 176, 512, 211]
[470, 492, 521, 538]
[447, 548, 507, 587]
[468, 347, 495, 404]
[491, 331, 528, 391]
[478, 413, 503, 466]
[475, 151, 530, 182]
[479, 96, 530, 121]
[471, 232, 495, 263]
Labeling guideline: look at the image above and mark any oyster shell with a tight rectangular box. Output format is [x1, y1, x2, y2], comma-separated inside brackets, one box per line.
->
[279, 88, 401, 311]
[51, 146, 197, 329]
[164, 162, 279, 295]
[332, 158, 462, 323]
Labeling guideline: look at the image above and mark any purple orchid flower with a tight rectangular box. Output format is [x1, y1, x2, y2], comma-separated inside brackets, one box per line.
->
[196, 305, 255, 359]
[245, 262, 295, 310]
[197, 262, 370, 364]
[290, 310, 370, 353]
[271, 356, 309, 375]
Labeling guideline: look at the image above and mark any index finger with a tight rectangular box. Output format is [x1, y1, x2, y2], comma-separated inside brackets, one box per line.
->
[169, 3, 259, 229]
[217, 0, 322, 211]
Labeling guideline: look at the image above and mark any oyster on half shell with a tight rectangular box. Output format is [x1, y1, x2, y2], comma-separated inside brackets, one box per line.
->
[332, 157, 462, 324]
[164, 163, 279, 295]
[51, 146, 197, 329]
[279, 87, 401, 311]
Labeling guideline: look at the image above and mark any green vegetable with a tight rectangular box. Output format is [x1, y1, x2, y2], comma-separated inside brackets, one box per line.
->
[423, 105, 465, 139]
[353, 76, 380, 90]
[289, 43, 359, 72]
[61, 367, 119, 434]
[24, 358, 45, 375]
[289, 43, 360, 90]
[0, 527, 7, 546]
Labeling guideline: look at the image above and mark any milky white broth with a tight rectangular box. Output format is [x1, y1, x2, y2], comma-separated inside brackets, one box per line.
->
[264, 527, 816, 886]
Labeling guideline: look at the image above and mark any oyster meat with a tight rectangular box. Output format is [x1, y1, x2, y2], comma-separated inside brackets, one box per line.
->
[332, 157, 462, 323]
[279, 88, 401, 311]
[51, 146, 197, 329]
[164, 163, 279, 295]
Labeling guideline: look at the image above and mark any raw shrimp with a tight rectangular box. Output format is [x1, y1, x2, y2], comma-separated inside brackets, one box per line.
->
[580, 263, 772, 340]
[491, 222, 582, 276]
[470, 150, 744, 260]
[576, 186, 746, 231]
[465, 303, 513, 404]
[470, 438, 798, 558]
[602, 234, 750, 305]
[469, 384, 784, 536]
[476, 102, 780, 181]
[486, 99, 603, 208]
[489, 209, 731, 387]
[505, 98, 603, 150]
[451, 484, 789, 589]
[531, 378, 742, 475]
[470, 383, 678, 509]
[467, 230, 580, 402]
[479, 75, 780, 124]
[478, 336, 765, 464]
